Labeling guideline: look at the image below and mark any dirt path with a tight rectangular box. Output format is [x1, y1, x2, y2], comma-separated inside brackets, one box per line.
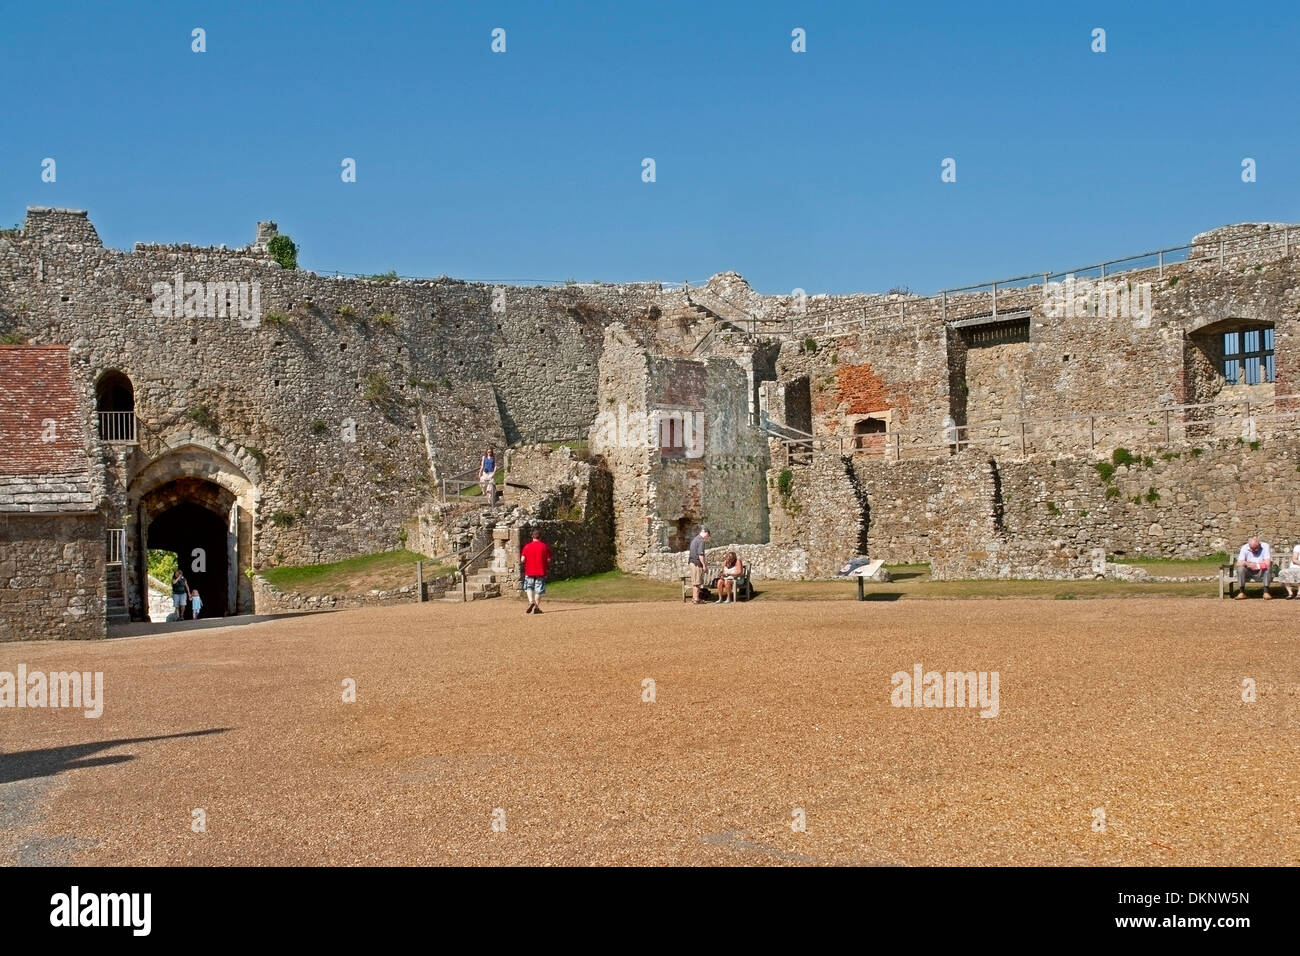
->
[2, 597, 1296, 865]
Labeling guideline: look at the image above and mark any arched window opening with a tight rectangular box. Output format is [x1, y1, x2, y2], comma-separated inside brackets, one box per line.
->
[96, 370, 136, 443]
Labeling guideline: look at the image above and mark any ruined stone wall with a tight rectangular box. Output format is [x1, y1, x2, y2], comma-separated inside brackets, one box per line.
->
[0, 209, 659, 572]
[590, 326, 655, 571]
[7, 209, 1300, 600]
[0, 513, 107, 640]
[774, 317, 952, 445]
[645, 355, 768, 550]
[504, 443, 616, 581]
[526, 468, 615, 582]
[996, 438, 1300, 565]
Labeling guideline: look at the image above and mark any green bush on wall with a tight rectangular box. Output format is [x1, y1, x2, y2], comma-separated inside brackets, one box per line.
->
[267, 234, 297, 270]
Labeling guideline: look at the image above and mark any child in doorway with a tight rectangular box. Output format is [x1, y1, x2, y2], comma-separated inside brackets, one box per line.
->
[190, 590, 203, 619]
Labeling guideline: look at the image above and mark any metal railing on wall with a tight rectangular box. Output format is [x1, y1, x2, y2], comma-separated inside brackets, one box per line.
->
[97, 410, 137, 444]
[106, 528, 125, 564]
[834, 392, 1300, 462]
[794, 226, 1298, 339]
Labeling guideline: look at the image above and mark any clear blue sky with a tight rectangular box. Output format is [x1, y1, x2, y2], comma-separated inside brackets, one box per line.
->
[2, 0, 1296, 294]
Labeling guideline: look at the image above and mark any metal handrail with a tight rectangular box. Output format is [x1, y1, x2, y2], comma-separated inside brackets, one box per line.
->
[97, 410, 137, 444]
[456, 538, 496, 602]
[761, 419, 844, 455]
[441, 466, 498, 501]
[795, 225, 1297, 337]
[848, 391, 1300, 461]
[106, 528, 125, 564]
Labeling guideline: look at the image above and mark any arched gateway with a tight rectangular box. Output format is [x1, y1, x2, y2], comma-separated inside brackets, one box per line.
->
[125, 443, 258, 620]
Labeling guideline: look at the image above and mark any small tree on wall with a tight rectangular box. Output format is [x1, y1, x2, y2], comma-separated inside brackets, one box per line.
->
[267, 234, 298, 270]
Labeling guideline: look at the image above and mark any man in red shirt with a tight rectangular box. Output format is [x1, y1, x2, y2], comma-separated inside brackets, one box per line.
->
[520, 527, 554, 614]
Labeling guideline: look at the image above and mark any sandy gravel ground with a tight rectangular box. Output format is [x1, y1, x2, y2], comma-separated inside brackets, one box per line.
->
[1, 597, 1297, 866]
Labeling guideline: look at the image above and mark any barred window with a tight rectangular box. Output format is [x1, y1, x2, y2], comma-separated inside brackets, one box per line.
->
[966, 317, 1029, 348]
[1223, 327, 1274, 385]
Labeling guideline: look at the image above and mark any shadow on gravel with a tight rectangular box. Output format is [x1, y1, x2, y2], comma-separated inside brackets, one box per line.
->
[108, 612, 322, 639]
[0, 728, 230, 784]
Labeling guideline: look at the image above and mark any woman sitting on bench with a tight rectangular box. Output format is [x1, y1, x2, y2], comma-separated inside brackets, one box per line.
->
[715, 552, 744, 604]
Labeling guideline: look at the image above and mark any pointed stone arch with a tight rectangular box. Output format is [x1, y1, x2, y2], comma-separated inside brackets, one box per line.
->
[125, 442, 259, 619]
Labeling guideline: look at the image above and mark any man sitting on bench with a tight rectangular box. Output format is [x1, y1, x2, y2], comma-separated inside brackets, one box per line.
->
[1235, 535, 1273, 600]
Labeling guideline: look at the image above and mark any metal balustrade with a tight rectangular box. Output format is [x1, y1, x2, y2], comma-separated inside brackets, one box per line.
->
[794, 225, 1298, 339]
[97, 410, 137, 443]
[106, 528, 125, 564]
[829, 393, 1300, 462]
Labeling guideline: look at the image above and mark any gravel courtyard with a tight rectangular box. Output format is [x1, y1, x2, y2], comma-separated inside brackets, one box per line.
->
[2, 597, 1297, 866]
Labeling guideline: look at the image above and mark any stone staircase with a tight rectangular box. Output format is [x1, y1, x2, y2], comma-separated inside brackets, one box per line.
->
[105, 566, 130, 625]
[440, 539, 506, 603]
[441, 566, 502, 602]
[686, 287, 790, 353]
[761, 419, 818, 466]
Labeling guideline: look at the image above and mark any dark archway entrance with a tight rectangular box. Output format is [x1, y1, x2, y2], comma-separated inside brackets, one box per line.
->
[139, 476, 242, 618]
[148, 501, 229, 618]
[126, 444, 257, 621]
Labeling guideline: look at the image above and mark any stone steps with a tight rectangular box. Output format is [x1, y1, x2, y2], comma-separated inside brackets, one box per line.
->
[440, 569, 503, 602]
[105, 567, 130, 625]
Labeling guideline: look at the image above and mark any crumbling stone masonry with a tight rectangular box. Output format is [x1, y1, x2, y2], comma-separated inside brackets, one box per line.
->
[3, 208, 1300, 639]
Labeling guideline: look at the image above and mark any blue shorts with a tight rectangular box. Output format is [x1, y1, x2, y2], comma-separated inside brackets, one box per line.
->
[524, 576, 546, 594]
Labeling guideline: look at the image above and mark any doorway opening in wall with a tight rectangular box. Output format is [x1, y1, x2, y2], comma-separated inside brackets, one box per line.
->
[669, 516, 693, 553]
[95, 369, 136, 443]
[785, 377, 812, 434]
[852, 416, 887, 450]
[148, 501, 229, 620]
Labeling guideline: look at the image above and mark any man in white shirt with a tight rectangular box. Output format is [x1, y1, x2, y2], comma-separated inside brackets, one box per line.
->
[1235, 535, 1273, 599]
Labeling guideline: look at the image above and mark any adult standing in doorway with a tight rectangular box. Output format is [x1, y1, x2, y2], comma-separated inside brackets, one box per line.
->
[689, 527, 711, 605]
[171, 568, 191, 621]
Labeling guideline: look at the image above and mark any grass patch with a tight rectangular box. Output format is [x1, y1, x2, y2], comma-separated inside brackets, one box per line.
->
[544, 570, 680, 603]
[186, 404, 219, 433]
[259, 549, 446, 596]
[1115, 552, 1227, 577]
[544, 563, 1214, 602]
[463, 470, 506, 496]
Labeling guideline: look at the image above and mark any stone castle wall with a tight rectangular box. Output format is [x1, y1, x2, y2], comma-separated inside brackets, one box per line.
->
[4, 207, 1300, 617]
[0, 513, 107, 640]
[0, 208, 662, 572]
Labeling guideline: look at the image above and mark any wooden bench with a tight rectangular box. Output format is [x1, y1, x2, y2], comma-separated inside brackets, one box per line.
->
[1219, 558, 1279, 598]
[847, 559, 886, 601]
[681, 568, 754, 602]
